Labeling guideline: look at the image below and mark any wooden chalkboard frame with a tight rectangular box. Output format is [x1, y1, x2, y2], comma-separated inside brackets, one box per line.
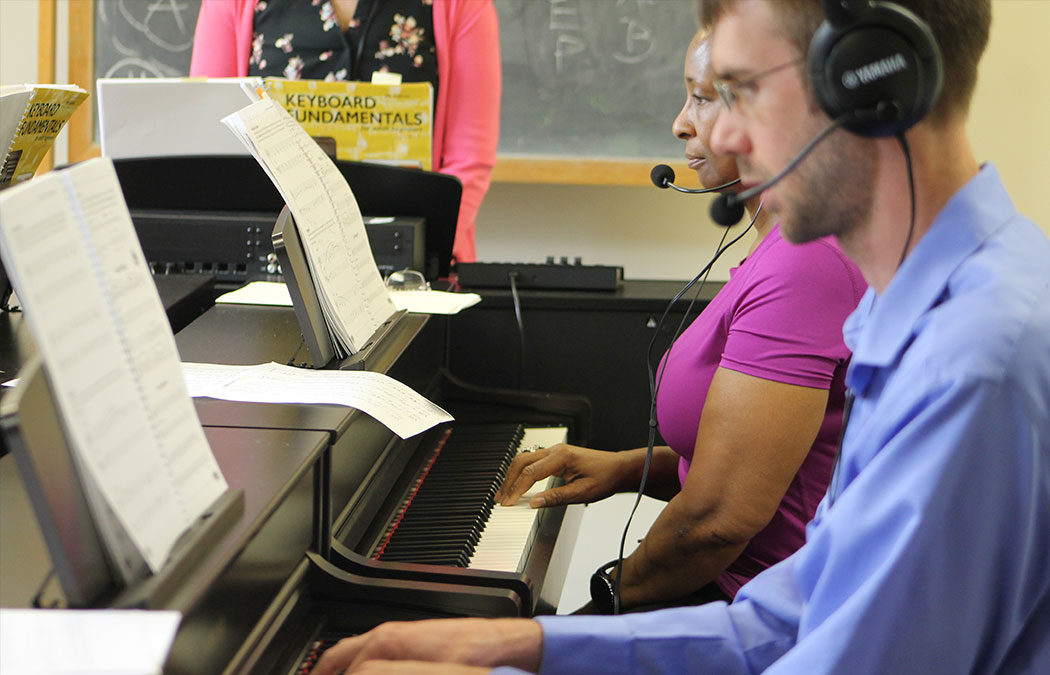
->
[35, 0, 58, 173]
[61, 0, 691, 187]
[67, 0, 98, 165]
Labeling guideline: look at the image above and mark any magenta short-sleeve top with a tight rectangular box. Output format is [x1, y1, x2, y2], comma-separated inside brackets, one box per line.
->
[656, 225, 865, 598]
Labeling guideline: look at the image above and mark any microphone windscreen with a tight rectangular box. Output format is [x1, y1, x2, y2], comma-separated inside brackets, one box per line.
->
[650, 164, 675, 189]
[710, 193, 746, 226]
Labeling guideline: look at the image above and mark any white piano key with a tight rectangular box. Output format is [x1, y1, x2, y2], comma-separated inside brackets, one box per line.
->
[468, 427, 567, 572]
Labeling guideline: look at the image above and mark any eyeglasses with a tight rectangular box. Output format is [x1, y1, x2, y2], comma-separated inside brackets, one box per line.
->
[713, 58, 804, 112]
[385, 268, 430, 292]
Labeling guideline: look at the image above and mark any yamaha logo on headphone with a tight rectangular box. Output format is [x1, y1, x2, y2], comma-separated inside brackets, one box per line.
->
[841, 53, 908, 89]
[809, 0, 943, 137]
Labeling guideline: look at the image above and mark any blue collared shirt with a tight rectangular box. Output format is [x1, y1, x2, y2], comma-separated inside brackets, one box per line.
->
[524, 165, 1050, 674]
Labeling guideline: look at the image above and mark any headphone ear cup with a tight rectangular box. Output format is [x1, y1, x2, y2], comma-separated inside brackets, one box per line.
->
[808, 2, 942, 137]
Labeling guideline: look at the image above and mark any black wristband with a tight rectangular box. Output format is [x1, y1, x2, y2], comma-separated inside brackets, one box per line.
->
[589, 559, 619, 614]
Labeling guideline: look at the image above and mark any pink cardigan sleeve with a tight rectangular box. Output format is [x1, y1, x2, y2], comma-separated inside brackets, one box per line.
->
[189, 0, 256, 77]
[433, 1, 501, 263]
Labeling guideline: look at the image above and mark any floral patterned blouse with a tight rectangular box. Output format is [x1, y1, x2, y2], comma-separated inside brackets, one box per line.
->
[249, 0, 438, 96]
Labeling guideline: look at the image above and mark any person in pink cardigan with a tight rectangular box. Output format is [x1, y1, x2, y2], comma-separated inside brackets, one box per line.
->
[189, 0, 501, 263]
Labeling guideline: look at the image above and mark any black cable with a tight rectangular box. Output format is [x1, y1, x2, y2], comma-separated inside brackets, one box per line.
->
[508, 271, 525, 389]
[826, 390, 855, 508]
[611, 204, 762, 614]
[647, 212, 759, 398]
[896, 132, 916, 269]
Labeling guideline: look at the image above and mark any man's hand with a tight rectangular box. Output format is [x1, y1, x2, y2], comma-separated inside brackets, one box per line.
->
[495, 444, 631, 508]
[311, 618, 542, 675]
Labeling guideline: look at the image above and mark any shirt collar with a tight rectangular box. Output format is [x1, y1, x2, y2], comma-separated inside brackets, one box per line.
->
[843, 164, 1016, 375]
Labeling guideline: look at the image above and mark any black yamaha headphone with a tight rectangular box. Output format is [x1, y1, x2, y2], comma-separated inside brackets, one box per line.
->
[808, 0, 943, 137]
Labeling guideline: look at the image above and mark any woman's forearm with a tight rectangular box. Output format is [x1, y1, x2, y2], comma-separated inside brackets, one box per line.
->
[613, 446, 683, 500]
[616, 495, 750, 608]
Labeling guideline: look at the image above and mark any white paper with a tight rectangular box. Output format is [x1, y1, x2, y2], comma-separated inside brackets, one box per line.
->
[215, 280, 293, 306]
[222, 98, 396, 356]
[390, 289, 482, 315]
[179, 362, 250, 398]
[0, 608, 181, 674]
[216, 280, 482, 315]
[182, 361, 453, 439]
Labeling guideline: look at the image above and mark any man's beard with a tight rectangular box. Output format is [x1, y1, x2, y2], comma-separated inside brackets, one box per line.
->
[774, 128, 877, 244]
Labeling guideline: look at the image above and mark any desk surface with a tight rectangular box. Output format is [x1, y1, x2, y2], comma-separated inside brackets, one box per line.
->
[0, 274, 215, 384]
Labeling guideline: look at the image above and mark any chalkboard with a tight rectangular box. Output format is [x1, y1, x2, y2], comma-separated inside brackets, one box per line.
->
[87, 0, 696, 161]
[496, 0, 697, 158]
[94, 0, 201, 79]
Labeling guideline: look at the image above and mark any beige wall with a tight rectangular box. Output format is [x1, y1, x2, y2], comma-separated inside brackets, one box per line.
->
[0, 0, 39, 85]
[3, 0, 1047, 281]
[967, 0, 1050, 235]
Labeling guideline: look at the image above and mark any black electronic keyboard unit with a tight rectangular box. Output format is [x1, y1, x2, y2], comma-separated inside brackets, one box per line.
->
[131, 209, 424, 284]
[456, 260, 623, 291]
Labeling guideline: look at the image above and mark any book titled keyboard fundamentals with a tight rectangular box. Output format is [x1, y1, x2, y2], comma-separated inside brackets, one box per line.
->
[0, 84, 88, 188]
[263, 78, 433, 170]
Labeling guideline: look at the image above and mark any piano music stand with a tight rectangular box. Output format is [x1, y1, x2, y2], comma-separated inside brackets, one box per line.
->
[0, 356, 244, 608]
[272, 205, 407, 370]
[111, 155, 462, 280]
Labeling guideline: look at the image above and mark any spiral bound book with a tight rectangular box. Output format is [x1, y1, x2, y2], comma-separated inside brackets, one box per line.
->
[0, 158, 228, 576]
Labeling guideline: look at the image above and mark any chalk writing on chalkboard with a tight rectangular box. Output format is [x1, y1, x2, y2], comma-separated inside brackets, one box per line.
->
[495, 0, 697, 159]
[94, 0, 202, 79]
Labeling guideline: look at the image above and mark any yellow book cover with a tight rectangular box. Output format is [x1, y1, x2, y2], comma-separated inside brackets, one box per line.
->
[264, 78, 432, 170]
[0, 85, 88, 188]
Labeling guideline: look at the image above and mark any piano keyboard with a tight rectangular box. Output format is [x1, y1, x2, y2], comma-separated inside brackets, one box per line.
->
[373, 425, 567, 572]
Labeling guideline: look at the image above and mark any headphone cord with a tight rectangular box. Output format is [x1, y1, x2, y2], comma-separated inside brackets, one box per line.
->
[895, 132, 916, 269]
[611, 204, 762, 614]
[508, 272, 525, 389]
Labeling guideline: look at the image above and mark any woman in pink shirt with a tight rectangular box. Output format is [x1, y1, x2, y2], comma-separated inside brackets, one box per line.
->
[189, 0, 500, 263]
[496, 29, 865, 612]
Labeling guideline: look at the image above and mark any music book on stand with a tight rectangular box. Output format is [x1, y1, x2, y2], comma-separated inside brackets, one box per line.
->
[221, 95, 404, 367]
[0, 158, 235, 604]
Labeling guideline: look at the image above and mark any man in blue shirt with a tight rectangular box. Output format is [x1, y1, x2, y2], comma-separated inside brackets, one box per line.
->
[313, 0, 1050, 672]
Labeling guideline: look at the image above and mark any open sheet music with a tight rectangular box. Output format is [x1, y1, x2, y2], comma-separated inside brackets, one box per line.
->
[0, 158, 227, 575]
[222, 98, 396, 358]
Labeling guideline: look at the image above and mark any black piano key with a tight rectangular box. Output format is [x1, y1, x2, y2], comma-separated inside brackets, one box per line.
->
[374, 423, 527, 567]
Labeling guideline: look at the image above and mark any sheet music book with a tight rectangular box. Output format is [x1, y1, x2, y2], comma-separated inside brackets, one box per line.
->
[0, 158, 228, 575]
[0, 84, 88, 188]
[222, 97, 396, 358]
